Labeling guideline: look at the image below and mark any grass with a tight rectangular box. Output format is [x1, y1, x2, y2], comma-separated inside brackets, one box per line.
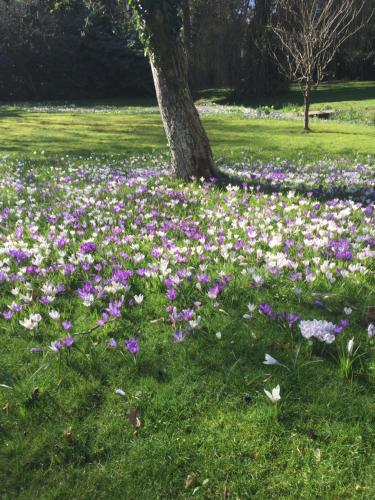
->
[0, 154, 374, 499]
[235, 80, 375, 110]
[0, 109, 374, 161]
[196, 81, 375, 125]
[0, 82, 375, 498]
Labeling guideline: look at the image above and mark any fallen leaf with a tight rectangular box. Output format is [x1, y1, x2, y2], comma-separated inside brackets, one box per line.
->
[185, 472, 197, 489]
[31, 387, 39, 399]
[63, 426, 73, 440]
[2, 403, 11, 413]
[314, 448, 321, 463]
[223, 483, 229, 499]
[367, 306, 375, 322]
[128, 407, 141, 431]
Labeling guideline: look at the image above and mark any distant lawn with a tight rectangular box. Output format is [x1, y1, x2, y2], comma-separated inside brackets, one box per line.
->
[201, 80, 375, 112]
[0, 109, 374, 161]
[235, 80, 375, 111]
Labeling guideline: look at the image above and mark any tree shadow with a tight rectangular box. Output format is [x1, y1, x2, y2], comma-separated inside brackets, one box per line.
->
[234, 81, 375, 109]
[217, 175, 375, 203]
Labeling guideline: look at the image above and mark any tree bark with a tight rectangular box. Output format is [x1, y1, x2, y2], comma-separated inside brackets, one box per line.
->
[304, 87, 311, 131]
[148, 24, 218, 180]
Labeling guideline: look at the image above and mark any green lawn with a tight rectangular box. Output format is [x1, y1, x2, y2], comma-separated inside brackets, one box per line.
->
[234, 80, 375, 110]
[0, 108, 374, 161]
[0, 86, 375, 499]
[1, 154, 374, 499]
[197, 81, 375, 126]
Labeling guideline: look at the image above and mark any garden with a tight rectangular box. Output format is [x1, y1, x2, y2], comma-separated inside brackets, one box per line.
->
[0, 110, 374, 497]
[1, 0, 375, 498]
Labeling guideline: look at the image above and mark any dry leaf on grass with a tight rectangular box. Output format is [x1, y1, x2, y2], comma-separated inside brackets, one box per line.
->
[185, 472, 197, 489]
[128, 407, 141, 431]
[367, 306, 375, 322]
[63, 426, 73, 441]
[223, 483, 229, 499]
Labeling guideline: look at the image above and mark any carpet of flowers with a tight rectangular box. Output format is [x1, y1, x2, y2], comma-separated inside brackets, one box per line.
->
[0, 154, 374, 381]
[1, 152, 375, 497]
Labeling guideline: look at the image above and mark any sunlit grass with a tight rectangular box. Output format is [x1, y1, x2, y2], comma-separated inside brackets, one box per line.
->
[0, 110, 374, 161]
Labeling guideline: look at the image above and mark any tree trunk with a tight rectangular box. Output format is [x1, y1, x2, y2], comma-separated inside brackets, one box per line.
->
[304, 88, 311, 131]
[148, 31, 217, 180]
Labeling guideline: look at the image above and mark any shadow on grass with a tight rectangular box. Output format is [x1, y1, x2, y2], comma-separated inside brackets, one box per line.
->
[218, 176, 375, 203]
[235, 81, 375, 109]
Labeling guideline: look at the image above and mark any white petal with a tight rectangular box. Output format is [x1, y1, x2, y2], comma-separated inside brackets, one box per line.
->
[347, 338, 354, 356]
[263, 354, 281, 366]
[264, 389, 273, 400]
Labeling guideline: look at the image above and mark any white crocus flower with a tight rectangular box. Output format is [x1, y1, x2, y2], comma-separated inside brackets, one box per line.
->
[243, 303, 256, 319]
[134, 294, 144, 305]
[19, 313, 41, 330]
[263, 354, 286, 368]
[344, 307, 352, 316]
[19, 318, 35, 330]
[189, 317, 201, 329]
[49, 310, 60, 321]
[347, 338, 354, 357]
[115, 389, 126, 397]
[82, 294, 94, 307]
[264, 384, 281, 403]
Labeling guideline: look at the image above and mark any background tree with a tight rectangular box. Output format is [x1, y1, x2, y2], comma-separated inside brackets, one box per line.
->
[269, 0, 370, 130]
[238, 0, 286, 99]
[1, 0, 374, 102]
[0, 0, 152, 100]
[127, 0, 218, 180]
[185, 0, 248, 90]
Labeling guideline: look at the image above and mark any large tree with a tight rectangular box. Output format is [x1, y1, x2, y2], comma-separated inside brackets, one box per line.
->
[269, 0, 369, 130]
[128, 0, 218, 180]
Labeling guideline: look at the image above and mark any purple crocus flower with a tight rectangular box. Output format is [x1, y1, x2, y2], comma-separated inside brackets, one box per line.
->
[313, 300, 324, 308]
[173, 331, 185, 343]
[40, 296, 52, 305]
[105, 301, 121, 319]
[166, 288, 177, 301]
[62, 335, 75, 348]
[50, 341, 62, 352]
[285, 313, 301, 329]
[364, 206, 373, 217]
[181, 309, 194, 322]
[197, 273, 211, 283]
[2, 311, 14, 320]
[334, 319, 349, 334]
[80, 242, 97, 254]
[62, 320, 72, 331]
[107, 338, 119, 348]
[207, 285, 220, 299]
[125, 338, 140, 355]
[9, 249, 30, 264]
[259, 303, 273, 318]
